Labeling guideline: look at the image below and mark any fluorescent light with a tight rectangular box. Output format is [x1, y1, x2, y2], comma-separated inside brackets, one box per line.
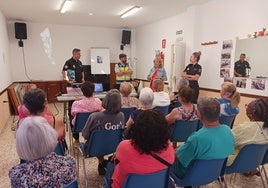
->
[60, 0, 72, 14]
[120, 6, 141, 18]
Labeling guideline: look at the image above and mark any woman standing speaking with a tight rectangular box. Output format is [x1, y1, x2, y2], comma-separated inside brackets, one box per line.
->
[181, 51, 202, 104]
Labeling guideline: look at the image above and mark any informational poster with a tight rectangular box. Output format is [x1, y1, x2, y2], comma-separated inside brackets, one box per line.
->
[91, 48, 110, 74]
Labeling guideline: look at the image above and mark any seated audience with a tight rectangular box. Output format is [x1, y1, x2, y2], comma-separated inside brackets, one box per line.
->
[227, 98, 268, 167]
[71, 81, 102, 143]
[171, 97, 235, 178]
[111, 110, 175, 188]
[9, 116, 76, 187]
[125, 87, 154, 129]
[166, 86, 198, 125]
[218, 82, 240, 116]
[168, 78, 189, 113]
[152, 79, 170, 107]
[21, 88, 65, 139]
[82, 89, 124, 175]
[119, 82, 139, 108]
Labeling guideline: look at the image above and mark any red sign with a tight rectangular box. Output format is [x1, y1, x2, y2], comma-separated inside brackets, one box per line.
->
[162, 39, 166, 49]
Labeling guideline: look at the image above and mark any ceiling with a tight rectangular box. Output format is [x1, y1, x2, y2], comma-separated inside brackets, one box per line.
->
[0, 0, 211, 28]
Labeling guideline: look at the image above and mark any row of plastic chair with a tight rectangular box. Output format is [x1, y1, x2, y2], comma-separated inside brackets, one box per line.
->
[102, 144, 268, 188]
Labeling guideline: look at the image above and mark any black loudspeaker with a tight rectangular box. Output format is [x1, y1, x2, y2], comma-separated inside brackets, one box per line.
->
[121, 30, 131, 45]
[15, 22, 27, 39]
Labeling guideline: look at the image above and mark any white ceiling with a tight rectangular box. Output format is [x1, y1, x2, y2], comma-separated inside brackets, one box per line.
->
[0, 0, 211, 28]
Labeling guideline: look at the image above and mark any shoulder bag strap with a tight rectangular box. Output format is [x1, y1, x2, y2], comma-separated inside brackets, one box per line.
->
[150, 152, 172, 167]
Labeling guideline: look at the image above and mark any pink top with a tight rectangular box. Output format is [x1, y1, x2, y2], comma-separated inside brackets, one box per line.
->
[71, 97, 102, 125]
[18, 105, 52, 120]
[111, 140, 175, 188]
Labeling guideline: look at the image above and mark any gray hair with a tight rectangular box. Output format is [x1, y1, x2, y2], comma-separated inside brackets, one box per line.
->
[102, 89, 121, 113]
[177, 78, 189, 90]
[197, 97, 220, 122]
[16, 116, 58, 161]
[139, 87, 154, 108]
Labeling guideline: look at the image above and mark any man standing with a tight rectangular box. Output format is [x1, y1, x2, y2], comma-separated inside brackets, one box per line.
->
[62, 48, 85, 83]
[114, 54, 133, 89]
[171, 97, 235, 178]
[62, 48, 85, 144]
[234, 53, 251, 77]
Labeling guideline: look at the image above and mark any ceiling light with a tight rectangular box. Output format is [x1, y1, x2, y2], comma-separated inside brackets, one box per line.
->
[120, 6, 141, 18]
[60, 0, 72, 14]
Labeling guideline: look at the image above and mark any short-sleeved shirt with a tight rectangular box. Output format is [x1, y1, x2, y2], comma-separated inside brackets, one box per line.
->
[71, 97, 102, 125]
[153, 91, 170, 107]
[115, 62, 132, 83]
[148, 67, 167, 81]
[62, 57, 84, 83]
[183, 63, 202, 87]
[217, 98, 239, 116]
[111, 140, 175, 188]
[234, 60, 250, 77]
[82, 111, 125, 149]
[172, 124, 235, 178]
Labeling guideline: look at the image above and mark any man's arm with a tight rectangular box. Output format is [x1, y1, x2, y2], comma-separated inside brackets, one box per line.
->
[62, 70, 67, 80]
[81, 72, 85, 82]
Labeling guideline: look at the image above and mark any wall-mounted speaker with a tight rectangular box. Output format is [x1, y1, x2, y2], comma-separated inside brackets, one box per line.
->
[14, 22, 27, 40]
[121, 30, 131, 45]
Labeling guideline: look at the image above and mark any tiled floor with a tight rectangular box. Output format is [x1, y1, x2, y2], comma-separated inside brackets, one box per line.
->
[0, 103, 267, 188]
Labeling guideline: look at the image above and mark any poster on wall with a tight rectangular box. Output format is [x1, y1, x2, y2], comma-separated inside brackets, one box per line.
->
[251, 78, 266, 90]
[234, 77, 247, 88]
[91, 48, 110, 74]
[220, 40, 233, 77]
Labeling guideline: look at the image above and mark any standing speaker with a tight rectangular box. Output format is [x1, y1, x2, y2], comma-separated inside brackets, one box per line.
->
[121, 30, 131, 45]
[14, 22, 27, 39]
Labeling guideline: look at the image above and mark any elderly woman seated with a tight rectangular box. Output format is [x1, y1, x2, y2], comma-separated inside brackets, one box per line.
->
[152, 79, 170, 107]
[124, 87, 155, 139]
[166, 86, 198, 125]
[111, 110, 175, 188]
[82, 89, 125, 175]
[227, 98, 268, 174]
[9, 116, 76, 187]
[119, 82, 139, 108]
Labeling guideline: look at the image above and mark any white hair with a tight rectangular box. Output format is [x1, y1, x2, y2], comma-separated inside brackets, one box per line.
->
[139, 87, 154, 108]
[177, 78, 189, 89]
[16, 116, 58, 161]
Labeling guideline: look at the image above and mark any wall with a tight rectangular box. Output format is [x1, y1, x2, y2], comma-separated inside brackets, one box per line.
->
[7, 22, 134, 81]
[0, 10, 12, 92]
[135, 0, 268, 96]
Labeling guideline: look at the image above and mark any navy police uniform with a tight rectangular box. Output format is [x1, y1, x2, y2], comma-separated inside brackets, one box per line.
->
[234, 60, 250, 77]
[183, 63, 202, 104]
[62, 57, 84, 83]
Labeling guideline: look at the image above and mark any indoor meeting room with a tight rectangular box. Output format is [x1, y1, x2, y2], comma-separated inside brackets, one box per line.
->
[0, 0, 268, 187]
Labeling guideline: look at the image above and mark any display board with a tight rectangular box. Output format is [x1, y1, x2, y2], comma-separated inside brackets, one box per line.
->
[90, 48, 110, 74]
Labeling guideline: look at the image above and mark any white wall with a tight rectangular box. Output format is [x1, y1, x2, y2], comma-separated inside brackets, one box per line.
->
[0, 11, 12, 92]
[7, 22, 133, 81]
[135, 0, 268, 96]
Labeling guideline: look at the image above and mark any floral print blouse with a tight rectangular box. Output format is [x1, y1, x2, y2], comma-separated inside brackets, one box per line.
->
[9, 152, 76, 188]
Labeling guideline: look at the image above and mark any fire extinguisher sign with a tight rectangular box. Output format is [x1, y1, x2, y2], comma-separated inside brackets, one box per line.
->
[162, 39, 166, 49]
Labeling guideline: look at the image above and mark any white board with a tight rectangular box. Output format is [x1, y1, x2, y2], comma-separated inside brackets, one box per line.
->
[91, 48, 110, 74]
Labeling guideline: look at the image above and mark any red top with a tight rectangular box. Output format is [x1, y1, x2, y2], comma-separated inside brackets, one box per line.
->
[111, 140, 175, 188]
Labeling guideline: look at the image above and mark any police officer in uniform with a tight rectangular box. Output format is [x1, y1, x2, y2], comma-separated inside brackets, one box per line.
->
[114, 54, 133, 90]
[62, 48, 85, 144]
[234, 53, 251, 77]
[182, 51, 202, 104]
[62, 48, 85, 84]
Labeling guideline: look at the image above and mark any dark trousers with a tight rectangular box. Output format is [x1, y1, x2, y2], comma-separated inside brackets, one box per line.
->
[68, 100, 79, 140]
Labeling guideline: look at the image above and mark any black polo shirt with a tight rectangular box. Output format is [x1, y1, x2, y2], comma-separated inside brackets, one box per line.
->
[234, 60, 251, 77]
[62, 57, 84, 83]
